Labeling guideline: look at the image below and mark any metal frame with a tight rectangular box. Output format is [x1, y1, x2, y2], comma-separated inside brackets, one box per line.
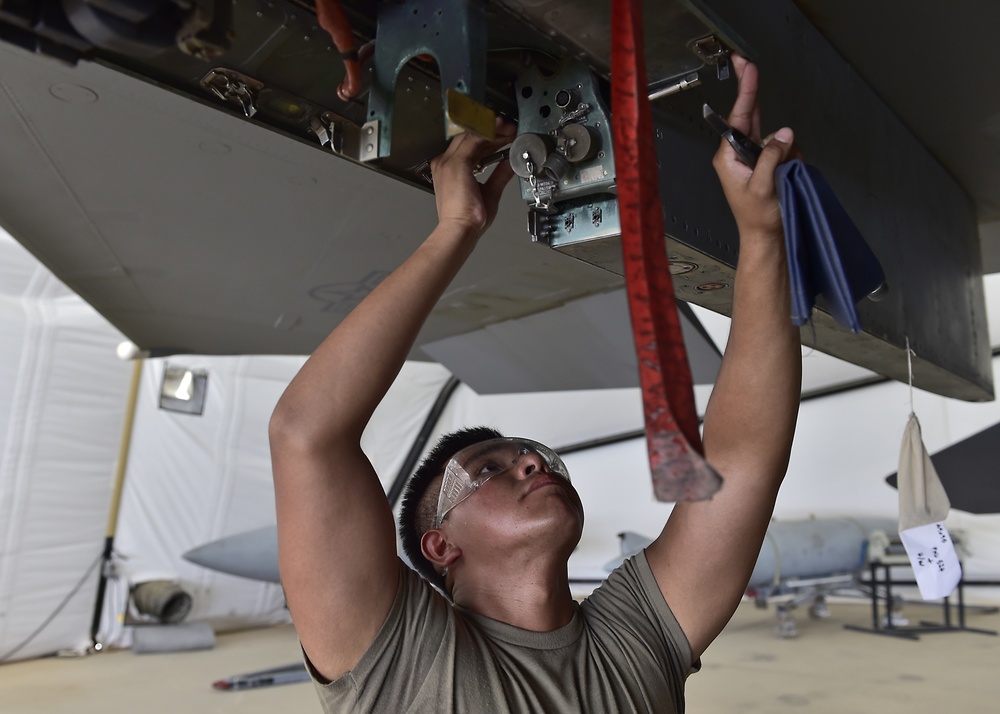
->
[364, 0, 490, 160]
[845, 561, 998, 640]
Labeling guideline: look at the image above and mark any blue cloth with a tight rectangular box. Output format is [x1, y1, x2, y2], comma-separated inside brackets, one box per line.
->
[776, 159, 885, 333]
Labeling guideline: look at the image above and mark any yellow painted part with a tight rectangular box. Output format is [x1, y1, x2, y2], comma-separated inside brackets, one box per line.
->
[445, 89, 496, 139]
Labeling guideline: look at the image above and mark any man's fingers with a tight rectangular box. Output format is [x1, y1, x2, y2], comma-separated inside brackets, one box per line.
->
[436, 124, 513, 172]
[763, 127, 802, 162]
[495, 116, 517, 141]
[438, 132, 471, 163]
[428, 118, 518, 199]
[727, 56, 759, 137]
[750, 127, 794, 183]
[479, 120, 516, 159]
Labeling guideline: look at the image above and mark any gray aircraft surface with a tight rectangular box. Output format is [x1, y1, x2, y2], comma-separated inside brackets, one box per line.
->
[0, 0, 997, 401]
[606, 517, 898, 592]
[184, 525, 283, 585]
[182, 517, 898, 591]
[607, 517, 900, 636]
[184, 515, 901, 640]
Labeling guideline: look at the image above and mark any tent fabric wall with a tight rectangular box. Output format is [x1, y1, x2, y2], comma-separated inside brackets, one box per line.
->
[413, 350, 1000, 601]
[4, 221, 1000, 663]
[0, 231, 131, 662]
[104, 358, 454, 643]
[107, 356, 304, 641]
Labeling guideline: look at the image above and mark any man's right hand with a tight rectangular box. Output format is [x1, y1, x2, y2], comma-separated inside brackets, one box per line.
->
[711, 55, 797, 240]
[431, 120, 516, 238]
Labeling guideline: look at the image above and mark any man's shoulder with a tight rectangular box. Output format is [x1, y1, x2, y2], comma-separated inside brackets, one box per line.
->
[307, 559, 457, 706]
[584, 550, 655, 603]
[580, 550, 681, 642]
[581, 550, 697, 687]
[394, 558, 455, 624]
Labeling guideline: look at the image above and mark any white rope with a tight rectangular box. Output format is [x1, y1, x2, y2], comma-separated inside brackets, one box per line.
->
[905, 336, 915, 417]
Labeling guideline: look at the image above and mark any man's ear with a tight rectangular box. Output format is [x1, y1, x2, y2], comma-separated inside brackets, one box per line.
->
[421, 529, 461, 571]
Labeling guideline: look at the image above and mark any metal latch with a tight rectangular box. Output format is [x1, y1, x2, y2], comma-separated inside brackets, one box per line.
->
[201, 69, 262, 118]
[691, 35, 732, 81]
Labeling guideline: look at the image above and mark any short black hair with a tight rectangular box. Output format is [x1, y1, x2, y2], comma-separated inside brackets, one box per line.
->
[399, 426, 504, 592]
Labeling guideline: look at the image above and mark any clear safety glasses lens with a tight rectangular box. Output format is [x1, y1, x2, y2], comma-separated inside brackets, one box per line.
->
[434, 438, 570, 528]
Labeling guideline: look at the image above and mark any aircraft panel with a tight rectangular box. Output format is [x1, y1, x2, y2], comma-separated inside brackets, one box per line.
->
[0, 0, 995, 400]
[0, 44, 623, 359]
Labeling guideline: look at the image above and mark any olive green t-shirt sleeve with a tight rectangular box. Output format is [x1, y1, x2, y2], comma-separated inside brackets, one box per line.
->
[305, 559, 454, 712]
[583, 549, 698, 685]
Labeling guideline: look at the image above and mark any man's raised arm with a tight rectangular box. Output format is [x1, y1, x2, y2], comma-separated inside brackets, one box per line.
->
[269, 126, 515, 681]
[646, 56, 802, 662]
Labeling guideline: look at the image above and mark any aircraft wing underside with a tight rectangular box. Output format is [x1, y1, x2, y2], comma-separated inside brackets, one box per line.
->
[0, 0, 995, 399]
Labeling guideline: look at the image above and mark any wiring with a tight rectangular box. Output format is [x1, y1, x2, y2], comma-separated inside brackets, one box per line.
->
[0, 551, 103, 663]
[314, 0, 364, 101]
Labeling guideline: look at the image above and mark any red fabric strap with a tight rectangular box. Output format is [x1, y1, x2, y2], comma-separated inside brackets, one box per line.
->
[611, 0, 722, 501]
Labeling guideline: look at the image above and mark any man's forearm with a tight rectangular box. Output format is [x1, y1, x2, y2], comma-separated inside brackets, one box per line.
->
[702, 228, 801, 484]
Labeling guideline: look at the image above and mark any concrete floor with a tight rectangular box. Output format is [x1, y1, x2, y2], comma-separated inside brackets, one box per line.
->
[1, 599, 998, 713]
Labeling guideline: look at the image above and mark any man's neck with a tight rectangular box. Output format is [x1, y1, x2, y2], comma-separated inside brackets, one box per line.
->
[450, 555, 576, 631]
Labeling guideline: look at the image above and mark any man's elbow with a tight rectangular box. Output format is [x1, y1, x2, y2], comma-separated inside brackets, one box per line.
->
[269, 393, 300, 444]
[269, 406, 297, 477]
[268, 396, 354, 466]
[268, 399, 321, 462]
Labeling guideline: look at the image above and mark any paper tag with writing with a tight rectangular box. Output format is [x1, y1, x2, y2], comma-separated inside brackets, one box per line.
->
[898, 521, 961, 600]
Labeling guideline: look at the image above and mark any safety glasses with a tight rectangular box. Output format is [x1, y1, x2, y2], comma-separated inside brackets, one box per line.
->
[434, 438, 570, 528]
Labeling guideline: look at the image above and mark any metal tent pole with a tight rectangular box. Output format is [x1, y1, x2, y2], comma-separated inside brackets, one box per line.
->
[90, 358, 144, 649]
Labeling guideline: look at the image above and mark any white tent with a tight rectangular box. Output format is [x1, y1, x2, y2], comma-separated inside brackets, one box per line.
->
[2, 226, 1000, 663]
[1, 229, 131, 660]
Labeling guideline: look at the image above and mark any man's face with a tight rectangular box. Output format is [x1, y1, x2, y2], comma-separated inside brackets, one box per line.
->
[433, 438, 584, 555]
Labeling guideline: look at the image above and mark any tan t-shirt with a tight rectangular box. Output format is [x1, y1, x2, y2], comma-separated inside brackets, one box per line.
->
[306, 551, 695, 713]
